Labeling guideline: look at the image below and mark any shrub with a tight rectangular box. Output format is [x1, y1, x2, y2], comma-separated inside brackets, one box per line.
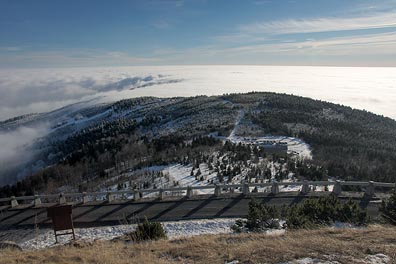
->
[231, 219, 247, 233]
[287, 196, 367, 229]
[285, 205, 313, 229]
[292, 195, 367, 227]
[129, 218, 167, 242]
[298, 196, 342, 226]
[246, 199, 283, 231]
[232, 199, 283, 232]
[233, 196, 368, 232]
[339, 199, 367, 225]
[380, 193, 396, 225]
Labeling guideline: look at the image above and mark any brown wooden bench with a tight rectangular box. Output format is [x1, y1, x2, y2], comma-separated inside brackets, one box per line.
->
[47, 205, 76, 243]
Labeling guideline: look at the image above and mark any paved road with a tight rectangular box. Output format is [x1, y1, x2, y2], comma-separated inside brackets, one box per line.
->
[0, 192, 382, 230]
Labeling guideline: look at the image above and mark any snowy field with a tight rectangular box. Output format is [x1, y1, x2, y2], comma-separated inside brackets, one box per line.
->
[20, 218, 239, 251]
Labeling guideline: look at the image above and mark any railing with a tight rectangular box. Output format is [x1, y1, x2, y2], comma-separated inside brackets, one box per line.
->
[1, 180, 395, 208]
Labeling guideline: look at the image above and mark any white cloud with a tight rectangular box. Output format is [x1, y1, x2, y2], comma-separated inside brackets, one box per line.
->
[0, 69, 183, 121]
[205, 9, 396, 65]
[0, 125, 48, 184]
[0, 100, 79, 121]
[148, 0, 184, 8]
[239, 12, 396, 34]
[152, 20, 172, 29]
[0, 46, 21, 52]
[212, 34, 267, 43]
[215, 32, 396, 56]
[156, 31, 396, 64]
[252, 0, 271, 5]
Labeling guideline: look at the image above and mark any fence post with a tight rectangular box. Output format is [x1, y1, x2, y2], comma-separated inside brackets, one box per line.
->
[10, 196, 18, 208]
[59, 193, 66, 204]
[301, 180, 310, 195]
[134, 190, 141, 201]
[271, 182, 279, 195]
[186, 186, 193, 198]
[332, 180, 342, 196]
[82, 192, 89, 204]
[159, 189, 164, 200]
[34, 195, 42, 207]
[365, 181, 375, 197]
[106, 192, 114, 202]
[214, 185, 221, 197]
[243, 183, 250, 196]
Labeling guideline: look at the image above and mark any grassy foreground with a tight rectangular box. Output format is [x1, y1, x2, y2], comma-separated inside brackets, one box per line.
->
[1, 225, 395, 264]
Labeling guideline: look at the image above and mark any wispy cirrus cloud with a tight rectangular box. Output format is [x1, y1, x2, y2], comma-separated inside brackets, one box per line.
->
[146, 0, 184, 8]
[252, 0, 271, 5]
[296, 32, 396, 55]
[153, 31, 396, 67]
[0, 46, 21, 52]
[201, 7, 396, 66]
[238, 12, 396, 35]
[152, 20, 172, 29]
[215, 32, 396, 57]
[212, 33, 267, 43]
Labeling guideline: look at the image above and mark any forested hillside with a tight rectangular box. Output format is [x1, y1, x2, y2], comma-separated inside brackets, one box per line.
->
[1, 92, 395, 197]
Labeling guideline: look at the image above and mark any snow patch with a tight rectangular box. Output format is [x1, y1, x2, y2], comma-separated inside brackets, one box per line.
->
[280, 254, 390, 264]
[19, 218, 238, 251]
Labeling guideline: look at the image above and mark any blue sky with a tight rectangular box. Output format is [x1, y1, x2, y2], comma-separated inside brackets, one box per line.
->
[1, 0, 396, 67]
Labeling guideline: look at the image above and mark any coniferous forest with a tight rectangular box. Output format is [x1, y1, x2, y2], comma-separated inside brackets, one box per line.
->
[1, 92, 395, 197]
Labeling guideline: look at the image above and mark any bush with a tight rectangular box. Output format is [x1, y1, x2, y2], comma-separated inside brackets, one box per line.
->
[293, 195, 367, 227]
[232, 199, 283, 232]
[231, 219, 247, 233]
[233, 196, 368, 232]
[249, 199, 285, 230]
[129, 218, 167, 242]
[339, 199, 367, 225]
[380, 193, 396, 225]
[288, 196, 368, 229]
[286, 205, 314, 229]
[297, 196, 343, 226]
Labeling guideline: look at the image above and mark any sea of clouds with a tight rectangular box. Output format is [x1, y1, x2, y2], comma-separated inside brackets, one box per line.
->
[0, 65, 395, 185]
[1, 65, 395, 121]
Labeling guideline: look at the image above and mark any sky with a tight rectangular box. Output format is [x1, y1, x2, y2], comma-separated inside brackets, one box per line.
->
[1, 0, 396, 67]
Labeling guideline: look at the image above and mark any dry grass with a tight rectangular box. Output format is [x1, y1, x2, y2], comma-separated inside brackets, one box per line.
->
[1, 225, 396, 264]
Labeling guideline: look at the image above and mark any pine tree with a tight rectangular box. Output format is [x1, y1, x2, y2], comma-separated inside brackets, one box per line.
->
[381, 193, 396, 225]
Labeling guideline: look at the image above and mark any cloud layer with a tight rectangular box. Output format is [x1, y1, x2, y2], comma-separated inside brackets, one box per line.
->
[0, 125, 48, 185]
[2, 65, 395, 121]
[0, 70, 182, 121]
